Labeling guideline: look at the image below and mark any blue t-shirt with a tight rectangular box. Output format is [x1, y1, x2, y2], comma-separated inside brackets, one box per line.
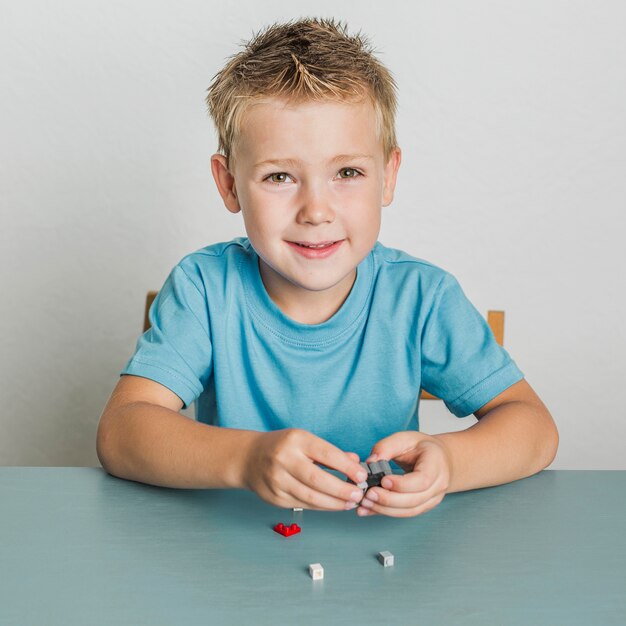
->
[121, 237, 523, 459]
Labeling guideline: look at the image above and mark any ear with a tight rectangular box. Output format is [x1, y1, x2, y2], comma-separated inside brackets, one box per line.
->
[211, 154, 241, 214]
[382, 147, 402, 207]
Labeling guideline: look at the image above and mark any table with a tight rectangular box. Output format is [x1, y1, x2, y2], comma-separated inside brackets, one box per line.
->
[1, 469, 624, 625]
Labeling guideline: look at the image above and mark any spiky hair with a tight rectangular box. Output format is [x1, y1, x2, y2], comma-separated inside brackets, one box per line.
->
[205, 17, 398, 163]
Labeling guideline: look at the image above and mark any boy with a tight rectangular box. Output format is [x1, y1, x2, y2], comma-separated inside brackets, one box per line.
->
[96, 18, 558, 518]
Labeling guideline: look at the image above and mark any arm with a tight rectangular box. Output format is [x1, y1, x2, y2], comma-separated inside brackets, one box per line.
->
[357, 379, 559, 517]
[434, 378, 559, 492]
[96, 375, 368, 510]
[96, 375, 259, 489]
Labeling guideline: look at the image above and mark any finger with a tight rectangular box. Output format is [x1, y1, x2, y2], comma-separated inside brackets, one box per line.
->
[358, 462, 447, 512]
[359, 479, 436, 511]
[358, 491, 445, 518]
[290, 461, 366, 508]
[381, 438, 446, 492]
[366, 431, 423, 464]
[378, 469, 434, 494]
[305, 437, 368, 487]
[282, 473, 363, 511]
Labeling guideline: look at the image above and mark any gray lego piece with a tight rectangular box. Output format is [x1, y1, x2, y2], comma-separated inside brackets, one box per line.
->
[347, 460, 394, 493]
[369, 461, 383, 474]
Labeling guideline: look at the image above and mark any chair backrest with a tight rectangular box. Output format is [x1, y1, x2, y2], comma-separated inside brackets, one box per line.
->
[143, 291, 159, 333]
[143, 291, 504, 402]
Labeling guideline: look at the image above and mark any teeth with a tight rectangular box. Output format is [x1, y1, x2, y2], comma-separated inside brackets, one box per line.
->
[298, 242, 333, 248]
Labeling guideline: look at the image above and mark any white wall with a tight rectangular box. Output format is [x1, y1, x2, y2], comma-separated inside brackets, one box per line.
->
[1, 1, 624, 468]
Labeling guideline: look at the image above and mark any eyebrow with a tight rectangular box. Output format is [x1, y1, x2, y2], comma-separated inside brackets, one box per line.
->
[252, 154, 374, 170]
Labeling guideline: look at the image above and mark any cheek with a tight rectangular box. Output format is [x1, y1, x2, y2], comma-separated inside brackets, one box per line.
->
[342, 187, 382, 218]
[240, 210, 280, 247]
[244, 185, 292, 211]
[246, 191, 294, 226]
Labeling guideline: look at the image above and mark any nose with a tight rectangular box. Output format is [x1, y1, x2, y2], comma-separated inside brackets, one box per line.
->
[295, 181, 335, 225]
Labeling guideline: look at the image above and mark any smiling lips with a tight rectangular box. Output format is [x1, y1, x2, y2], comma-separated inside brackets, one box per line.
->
[286, 239, 344, 258]
[293, 240, 338, 248]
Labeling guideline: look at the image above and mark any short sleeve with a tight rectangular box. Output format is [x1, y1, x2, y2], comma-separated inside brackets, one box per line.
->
[420, 273, 524, 417]
[120, 265, 213, 409]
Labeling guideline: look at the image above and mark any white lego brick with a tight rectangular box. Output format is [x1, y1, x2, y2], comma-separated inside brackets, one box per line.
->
[377, 551, 394, 567]
[292, 507, 303, 512]
[309, 563, 324, 580]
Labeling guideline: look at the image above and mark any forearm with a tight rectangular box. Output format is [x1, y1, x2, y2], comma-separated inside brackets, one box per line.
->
[434, 400, 559, 493]
[96, 401, 261, 489]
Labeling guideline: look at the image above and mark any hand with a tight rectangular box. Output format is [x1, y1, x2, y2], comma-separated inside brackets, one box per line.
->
[242, 428, 369, 511]
[356, 432, 452, 518]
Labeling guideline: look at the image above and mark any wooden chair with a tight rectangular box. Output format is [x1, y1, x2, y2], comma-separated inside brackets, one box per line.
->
[143, 291, 159, 333]
[144, 290, 505, 402]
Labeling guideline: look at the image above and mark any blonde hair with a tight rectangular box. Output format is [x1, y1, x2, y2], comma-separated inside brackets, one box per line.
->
[205, 17, 398, 165]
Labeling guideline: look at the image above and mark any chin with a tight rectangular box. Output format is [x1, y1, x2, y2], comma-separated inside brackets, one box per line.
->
[307, 272, 355, 292]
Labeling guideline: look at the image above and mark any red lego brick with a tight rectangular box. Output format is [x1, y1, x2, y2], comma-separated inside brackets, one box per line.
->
[273, 522, 301, 537]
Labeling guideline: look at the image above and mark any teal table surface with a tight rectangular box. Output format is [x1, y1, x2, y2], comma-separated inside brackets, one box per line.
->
[0, 469, 624, 625]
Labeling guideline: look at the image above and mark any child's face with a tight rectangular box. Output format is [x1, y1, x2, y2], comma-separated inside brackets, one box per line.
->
[211, 97, 401, 319]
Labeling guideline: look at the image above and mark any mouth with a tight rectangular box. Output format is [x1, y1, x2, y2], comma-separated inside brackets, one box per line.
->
[286, 239, 344, 258]
[290, 240, 342, 249]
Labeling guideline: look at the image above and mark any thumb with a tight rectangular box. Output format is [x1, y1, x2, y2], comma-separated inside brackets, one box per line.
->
[365, 431, 422, 464]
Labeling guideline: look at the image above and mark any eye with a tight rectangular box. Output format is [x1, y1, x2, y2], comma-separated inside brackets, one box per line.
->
[265, 172, 291, 185]
[337, 167, 362, 179]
